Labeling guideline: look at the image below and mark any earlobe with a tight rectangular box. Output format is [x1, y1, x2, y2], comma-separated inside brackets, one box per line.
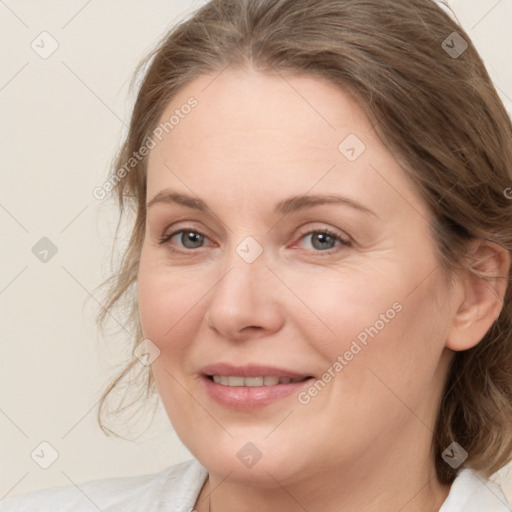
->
[446, 239, 510, 352]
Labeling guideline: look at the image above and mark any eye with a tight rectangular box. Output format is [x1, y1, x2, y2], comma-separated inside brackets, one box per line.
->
[158, 229, 209, 250]
[295, 228, 350, 254]
[158, 226, 351, 254]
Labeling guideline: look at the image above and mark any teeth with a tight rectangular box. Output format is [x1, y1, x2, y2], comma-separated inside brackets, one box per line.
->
[263, 376, 279, 386]
[245, 376, 264, 387]
[211, 375, 306, 387]
[227, 376, 244, 386]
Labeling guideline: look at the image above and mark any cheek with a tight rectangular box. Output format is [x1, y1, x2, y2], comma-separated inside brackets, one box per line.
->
[291, 273, 449, 451]
[137, 264, 173, 341]
[277, 263, 406, 360]
[137, 256, 206, 353]
[137, 258, 209, 422]
[325, 271, 449, 412]
[288, 260, 447, 386]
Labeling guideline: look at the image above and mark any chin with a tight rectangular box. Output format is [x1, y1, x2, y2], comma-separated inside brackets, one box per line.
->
[185, 429, 300, 485]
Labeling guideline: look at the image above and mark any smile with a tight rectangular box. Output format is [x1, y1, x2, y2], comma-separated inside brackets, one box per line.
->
[210, 375, 309, 386]
[200, 364, 314, 409]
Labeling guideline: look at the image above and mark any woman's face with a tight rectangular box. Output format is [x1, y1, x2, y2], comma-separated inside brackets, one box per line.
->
[138, 68, 456, 485]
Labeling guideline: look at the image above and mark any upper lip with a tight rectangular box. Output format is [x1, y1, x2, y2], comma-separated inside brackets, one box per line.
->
[201, 363, 312, 379]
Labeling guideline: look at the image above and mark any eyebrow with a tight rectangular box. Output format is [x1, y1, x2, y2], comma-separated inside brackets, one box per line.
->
[146, 190, 378, 218]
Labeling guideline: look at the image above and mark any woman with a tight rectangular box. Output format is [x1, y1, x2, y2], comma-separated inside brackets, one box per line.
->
[2, 0, 512, 510]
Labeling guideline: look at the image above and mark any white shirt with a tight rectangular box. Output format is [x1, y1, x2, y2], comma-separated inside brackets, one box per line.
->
[1, 458, 510, 511]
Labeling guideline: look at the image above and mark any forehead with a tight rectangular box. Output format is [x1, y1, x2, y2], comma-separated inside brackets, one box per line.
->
[151, 68, 370, 159]
[145, 68, 427, 223]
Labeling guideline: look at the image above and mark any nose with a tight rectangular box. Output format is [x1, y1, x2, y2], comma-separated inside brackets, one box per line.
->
[204, 245, 285, 342]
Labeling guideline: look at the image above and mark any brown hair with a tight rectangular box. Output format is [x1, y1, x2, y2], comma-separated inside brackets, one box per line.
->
[95, 0, 512, 484]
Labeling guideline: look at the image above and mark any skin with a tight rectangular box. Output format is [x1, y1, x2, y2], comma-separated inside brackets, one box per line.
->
[137, 67, 509, 511]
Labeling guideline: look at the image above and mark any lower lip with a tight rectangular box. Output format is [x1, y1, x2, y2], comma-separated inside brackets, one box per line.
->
[202, 376, 313, 409]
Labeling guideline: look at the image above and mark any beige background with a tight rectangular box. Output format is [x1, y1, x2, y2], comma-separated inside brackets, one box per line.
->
[1, 0, 511, 501]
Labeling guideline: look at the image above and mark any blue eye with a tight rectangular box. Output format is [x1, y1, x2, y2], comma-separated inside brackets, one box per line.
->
[159, 229, 206, 249]
[298, 229, 350, 253]
[158, 227, 350, 255]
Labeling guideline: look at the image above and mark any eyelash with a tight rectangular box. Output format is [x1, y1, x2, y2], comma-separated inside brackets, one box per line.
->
[158, 227, 351, 255]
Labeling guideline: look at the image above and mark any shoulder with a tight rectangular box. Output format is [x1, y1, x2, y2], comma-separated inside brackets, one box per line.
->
[0, 458, 208, 512]
[440, 467, 512, 512]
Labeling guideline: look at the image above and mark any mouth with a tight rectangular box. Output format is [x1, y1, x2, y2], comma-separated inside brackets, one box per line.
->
[207, 375, 310, 386]
[200, 363, 315, 409]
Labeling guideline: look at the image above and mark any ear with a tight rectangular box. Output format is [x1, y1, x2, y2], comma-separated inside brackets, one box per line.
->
[446, 238, 510, 351]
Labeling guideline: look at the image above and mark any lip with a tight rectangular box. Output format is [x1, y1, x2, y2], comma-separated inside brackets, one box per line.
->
[200, 363, 314, 409]
[201, 363, 311, 379]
